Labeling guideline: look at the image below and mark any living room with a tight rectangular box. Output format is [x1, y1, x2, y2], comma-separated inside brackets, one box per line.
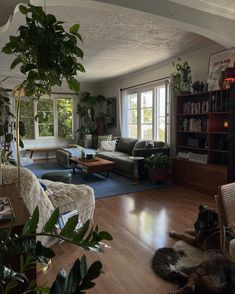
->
[0, 0, 235, 293]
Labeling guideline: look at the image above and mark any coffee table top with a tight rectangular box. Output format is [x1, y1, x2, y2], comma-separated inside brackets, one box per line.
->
[71, 156, 114, 167]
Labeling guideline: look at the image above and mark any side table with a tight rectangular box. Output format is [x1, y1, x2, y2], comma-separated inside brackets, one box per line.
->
[129, 156, 144, 184]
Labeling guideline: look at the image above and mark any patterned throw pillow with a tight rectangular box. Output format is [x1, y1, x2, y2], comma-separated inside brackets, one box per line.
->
[97, 134, 112, 150]
[100, 140, 117, 152]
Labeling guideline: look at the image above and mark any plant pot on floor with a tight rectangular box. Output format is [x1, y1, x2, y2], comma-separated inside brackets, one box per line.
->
[148, 167, 168, 184]
[83, 134, 93, 148]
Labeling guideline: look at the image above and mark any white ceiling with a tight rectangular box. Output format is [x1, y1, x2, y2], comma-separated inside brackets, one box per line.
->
[0, 0, 225, 84]
[170, 0, 235, 20]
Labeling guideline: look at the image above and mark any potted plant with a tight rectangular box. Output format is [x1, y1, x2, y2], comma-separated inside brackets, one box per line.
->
[145, 153, 170, 183]
[172, 58, 192, 95]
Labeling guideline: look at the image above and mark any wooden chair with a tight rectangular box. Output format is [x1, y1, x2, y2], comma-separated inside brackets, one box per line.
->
[215, 182, 235, 261]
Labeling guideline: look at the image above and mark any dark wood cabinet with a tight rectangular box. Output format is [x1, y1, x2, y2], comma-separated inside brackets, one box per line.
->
[173, 86, 234, 194]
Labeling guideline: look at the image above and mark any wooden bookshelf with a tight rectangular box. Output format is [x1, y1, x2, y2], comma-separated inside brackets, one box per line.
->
[173, 87, 234, 194]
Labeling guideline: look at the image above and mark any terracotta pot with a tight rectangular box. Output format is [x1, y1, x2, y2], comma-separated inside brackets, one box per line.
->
[148, 167, 168, 183]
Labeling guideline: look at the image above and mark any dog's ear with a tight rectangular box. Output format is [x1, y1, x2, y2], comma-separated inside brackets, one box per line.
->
[199, 205, 208, 210]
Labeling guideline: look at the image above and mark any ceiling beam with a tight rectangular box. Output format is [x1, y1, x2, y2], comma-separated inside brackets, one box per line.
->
[94, 0, 235, 48]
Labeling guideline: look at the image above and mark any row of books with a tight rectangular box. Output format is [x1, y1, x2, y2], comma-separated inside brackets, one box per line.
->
[181, 118, 208, 132]
[182, 100, 209, 114]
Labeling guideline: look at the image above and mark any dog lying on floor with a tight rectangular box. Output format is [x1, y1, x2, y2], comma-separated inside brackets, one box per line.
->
[152, 205, 235, 293]
[169, 205, 235, 250]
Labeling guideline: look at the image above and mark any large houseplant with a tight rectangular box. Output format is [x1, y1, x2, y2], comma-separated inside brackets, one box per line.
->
[76, 92, 107, 145]
[145, 153, 170, 183]
[2, 3, 85, 185]
[0, 206, 112, 293]
[1, 3, 112, 293]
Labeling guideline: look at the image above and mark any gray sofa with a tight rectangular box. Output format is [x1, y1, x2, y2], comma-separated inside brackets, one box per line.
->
[97, 137, 169, 178]
[56, 137, 169, 179]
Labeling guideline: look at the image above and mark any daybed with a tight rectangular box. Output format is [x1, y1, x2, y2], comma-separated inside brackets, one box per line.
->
[56, 137, 169, 179]
[2, 164, 95, 245]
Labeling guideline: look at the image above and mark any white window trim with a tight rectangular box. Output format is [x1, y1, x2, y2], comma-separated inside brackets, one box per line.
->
[124, 79, 170, 143]
[19, 95, 75, 141]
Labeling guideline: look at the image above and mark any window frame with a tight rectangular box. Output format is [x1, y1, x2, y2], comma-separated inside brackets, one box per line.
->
[18, 95, 74, 141]
[125, 79, 170, 143]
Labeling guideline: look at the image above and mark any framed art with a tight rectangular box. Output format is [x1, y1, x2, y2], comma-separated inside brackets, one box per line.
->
[207, 48, 235, 91]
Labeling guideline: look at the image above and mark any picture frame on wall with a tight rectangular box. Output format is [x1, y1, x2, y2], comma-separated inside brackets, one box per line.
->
[207, 48, 235, 91]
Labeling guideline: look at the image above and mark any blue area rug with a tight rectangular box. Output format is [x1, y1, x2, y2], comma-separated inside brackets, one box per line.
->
[26, 162, 167, 199]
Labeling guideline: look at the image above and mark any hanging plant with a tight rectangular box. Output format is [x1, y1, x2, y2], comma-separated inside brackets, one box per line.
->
[2, 3, 85, 185]
[2, 4, 85, 97]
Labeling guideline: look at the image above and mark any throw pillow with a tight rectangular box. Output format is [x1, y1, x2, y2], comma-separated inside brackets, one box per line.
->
[97, 134, 112, 149]
[100, 140, 117, 152]
[39, 181, 53, 197]
[116, 137, 138, 155]
[145, 141, 154, 149]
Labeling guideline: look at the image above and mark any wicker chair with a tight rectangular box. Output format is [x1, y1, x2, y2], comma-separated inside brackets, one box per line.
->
[215, 182, 235, 261]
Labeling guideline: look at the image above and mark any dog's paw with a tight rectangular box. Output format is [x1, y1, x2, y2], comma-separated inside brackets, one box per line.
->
[169, 230, 176, 238]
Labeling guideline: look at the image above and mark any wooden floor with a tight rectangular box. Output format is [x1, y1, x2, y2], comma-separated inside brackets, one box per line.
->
[38, 184, 215, 293]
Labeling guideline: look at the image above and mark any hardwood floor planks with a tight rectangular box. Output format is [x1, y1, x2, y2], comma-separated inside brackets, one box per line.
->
[38, 184, 215, 293]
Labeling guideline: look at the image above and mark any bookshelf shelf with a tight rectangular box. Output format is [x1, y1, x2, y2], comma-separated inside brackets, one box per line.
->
[173, 87, 233, 193]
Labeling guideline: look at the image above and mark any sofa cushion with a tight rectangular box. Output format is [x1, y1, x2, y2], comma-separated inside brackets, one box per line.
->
[154, 141, 166, 148]
[116, 137, 138, 155]
[97, 151, 129, 159]
[133, 140, 147, 149]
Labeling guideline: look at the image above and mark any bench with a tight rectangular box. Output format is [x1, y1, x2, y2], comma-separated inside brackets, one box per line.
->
[26, 147, 66, 159]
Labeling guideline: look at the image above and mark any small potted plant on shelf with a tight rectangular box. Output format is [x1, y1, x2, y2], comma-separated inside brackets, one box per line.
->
[172, 58, 192, 95]
[145, 153, 170, 183]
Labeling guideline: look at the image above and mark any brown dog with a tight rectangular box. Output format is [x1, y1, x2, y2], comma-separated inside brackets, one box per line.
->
[169, 205, 235, 250]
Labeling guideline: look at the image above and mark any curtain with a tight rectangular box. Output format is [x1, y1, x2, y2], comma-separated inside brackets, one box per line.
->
[119, 89, 129, 137]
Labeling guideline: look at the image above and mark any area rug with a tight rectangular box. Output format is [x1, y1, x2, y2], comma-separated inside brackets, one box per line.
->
[26, 162, 168, 199]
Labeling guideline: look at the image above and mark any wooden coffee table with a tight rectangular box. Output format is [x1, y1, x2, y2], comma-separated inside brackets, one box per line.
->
[70, 157, 115, 179]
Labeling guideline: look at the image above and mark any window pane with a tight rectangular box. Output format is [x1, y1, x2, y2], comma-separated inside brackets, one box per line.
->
[129, 109, 137, 123]
[159, 87, 166, 116]
[37, 112, 54, 124]
[128, 93, 137, 109]
[158, 117, 165, 141]
[57, 98, 73, 139]
[39, 125, 54, 136]
[141, 125, 152, 140]
[38, 99, 53, 111]
[141, 108, 152, 123]
[128, 124, 137, 138]
[141, 91, 152, 107]
[20, 100, 35, 139]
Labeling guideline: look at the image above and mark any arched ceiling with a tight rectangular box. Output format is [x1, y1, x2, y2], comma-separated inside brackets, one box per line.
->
[0, 0, 232, 84]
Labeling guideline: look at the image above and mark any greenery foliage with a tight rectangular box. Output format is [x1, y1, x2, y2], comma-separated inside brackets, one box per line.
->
[2, 4, 85, 97]
[0, 86, 25, 162]
[0, 207, 112, 293]
[172, 58, 192, 94]
[145, 153, 170, 169]
[76, 92, 106, 136]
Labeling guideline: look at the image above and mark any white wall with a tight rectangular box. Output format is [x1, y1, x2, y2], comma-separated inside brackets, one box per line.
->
[99, 43, 225, 138]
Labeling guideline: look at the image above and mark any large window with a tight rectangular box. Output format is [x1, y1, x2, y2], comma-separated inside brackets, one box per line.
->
[19, 97, 73, 140]
[123, 80, 170, 143]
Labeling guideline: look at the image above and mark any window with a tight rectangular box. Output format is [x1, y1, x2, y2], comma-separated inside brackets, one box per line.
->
[20, 99, 35, 139]
[123, 80, 170, 143]
[37, 99, 54, 137]
[57, 98, 73, 139]
[19, 96, 74, 140]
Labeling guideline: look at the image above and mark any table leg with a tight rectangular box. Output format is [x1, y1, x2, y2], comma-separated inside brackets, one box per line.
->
[131, 160, 139, 185]
[30, 151, 34, 159]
